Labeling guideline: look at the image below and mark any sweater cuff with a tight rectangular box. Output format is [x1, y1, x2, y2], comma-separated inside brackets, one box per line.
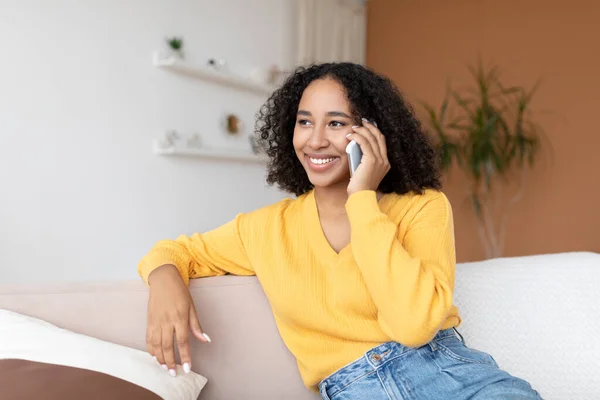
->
[345, 190, 383, 227]
[138, 252, 190, 287]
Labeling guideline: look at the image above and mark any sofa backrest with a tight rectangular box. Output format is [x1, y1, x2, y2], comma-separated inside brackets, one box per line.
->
[453, 252, 600, 399]
[0, 276, 319, 400]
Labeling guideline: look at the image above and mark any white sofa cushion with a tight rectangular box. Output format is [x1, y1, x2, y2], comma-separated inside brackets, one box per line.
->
[454, 252, 600, 399]
[0, 310, 208, 400]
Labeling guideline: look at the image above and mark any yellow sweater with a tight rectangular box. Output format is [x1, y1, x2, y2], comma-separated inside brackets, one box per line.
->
[138, 189, 461, 389]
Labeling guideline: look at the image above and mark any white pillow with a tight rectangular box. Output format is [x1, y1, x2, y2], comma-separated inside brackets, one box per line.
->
[0, 309, 207, 400]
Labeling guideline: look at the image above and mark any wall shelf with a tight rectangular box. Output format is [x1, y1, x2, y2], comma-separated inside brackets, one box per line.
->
[152, 51, 275, 96]
[153, 139, 264, 163]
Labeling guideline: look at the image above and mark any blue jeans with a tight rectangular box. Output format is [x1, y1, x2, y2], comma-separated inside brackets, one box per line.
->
[319, 329, 541, 400]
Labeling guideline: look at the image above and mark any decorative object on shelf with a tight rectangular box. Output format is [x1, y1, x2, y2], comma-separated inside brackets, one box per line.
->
[224, 114, 242, 135]
[154, 129, 202, 152]
[153, 51, 275, 96]
[421, 61, 550, 259]
[165, 36, 184, 59]
[186, 133, 202, 148]
[158, 129, 180, 149]
[207, 58, 227, 71]
[153, 130, 263, 163]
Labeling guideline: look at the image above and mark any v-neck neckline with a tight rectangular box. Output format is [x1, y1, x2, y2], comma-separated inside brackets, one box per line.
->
[303, 190, 390, 263]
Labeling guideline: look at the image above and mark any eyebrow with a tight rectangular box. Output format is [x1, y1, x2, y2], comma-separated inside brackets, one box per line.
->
[297, 110, 352, 118]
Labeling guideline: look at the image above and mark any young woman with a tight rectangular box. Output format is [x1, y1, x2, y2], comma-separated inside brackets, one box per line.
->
[138, 63, 541, 399]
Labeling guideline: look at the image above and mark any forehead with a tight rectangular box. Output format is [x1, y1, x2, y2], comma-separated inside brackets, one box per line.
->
[298, 78, 350, 111]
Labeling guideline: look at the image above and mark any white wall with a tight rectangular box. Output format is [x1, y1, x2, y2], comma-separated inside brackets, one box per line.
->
[0, 0, 295, 284]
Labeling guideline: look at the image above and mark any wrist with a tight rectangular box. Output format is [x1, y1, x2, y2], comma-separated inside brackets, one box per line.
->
[148, 264, 180, 286]
[347, 187, 375, 197]
[345, 190, 380, 217]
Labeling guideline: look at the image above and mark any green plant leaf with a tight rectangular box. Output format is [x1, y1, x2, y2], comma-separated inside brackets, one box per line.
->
[166, 36, 183, 50]
[420, 61, 546, 196]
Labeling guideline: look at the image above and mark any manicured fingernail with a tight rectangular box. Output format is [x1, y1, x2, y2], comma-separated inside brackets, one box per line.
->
[346, 133, 353, 138]
[169, 369, 177, 377]
[183, 363, 191, 374]
[361, 118, 369, 123]
[203, 333, 212, 343]
[161, 364, 168, 370]
[351, 125, 359, 129]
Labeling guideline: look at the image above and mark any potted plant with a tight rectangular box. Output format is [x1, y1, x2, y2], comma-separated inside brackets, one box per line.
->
[422, 61, 548, 259]
[166, 36, 184, 59]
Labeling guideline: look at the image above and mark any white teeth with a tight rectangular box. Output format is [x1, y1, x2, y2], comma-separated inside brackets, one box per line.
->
[309, 157, 336, 165]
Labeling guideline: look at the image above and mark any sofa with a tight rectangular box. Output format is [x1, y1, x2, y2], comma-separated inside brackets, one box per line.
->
[0, 251, 598, 399]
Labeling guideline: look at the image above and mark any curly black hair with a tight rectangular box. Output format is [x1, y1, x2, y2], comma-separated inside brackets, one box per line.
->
[255, 62, 441, 197]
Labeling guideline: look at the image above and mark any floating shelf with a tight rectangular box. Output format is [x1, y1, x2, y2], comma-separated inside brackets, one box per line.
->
[152, 51, 275, 96]
[153, 139, 265, 163]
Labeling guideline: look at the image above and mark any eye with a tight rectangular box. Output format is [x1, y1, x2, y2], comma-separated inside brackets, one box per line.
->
[329, 120, 346, 128]
[297, 119, 312, 126]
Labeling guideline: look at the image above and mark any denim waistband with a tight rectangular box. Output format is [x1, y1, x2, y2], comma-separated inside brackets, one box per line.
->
[319, 328, 459, 399]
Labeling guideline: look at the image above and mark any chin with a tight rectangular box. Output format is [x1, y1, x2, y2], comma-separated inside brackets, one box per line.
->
[306, 171, 350, 190]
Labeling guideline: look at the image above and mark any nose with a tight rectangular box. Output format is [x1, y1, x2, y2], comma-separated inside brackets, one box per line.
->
[307, 123, 329, 149]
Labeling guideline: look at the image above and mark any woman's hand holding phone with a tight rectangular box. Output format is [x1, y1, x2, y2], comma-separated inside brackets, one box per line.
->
[346, 118, 390, 196]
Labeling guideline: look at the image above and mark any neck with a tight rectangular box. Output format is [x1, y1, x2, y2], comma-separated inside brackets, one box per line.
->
[313, 182, 349, 217]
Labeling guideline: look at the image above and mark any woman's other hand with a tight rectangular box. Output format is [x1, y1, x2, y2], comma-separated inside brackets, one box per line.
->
[146, 264, 210, 376]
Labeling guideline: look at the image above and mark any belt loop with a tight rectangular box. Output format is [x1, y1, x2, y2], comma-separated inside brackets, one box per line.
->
[428, 340, 438, 351]
[453, 327, 466, 344]
[319, 382, 331, 400]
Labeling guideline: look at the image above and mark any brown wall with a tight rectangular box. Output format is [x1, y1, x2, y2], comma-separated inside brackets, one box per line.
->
[367, 0, 600, 261]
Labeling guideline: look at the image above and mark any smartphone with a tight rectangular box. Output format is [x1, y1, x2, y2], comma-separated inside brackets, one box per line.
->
[346, 119, 376, 177]
[346, 140, 362, 177]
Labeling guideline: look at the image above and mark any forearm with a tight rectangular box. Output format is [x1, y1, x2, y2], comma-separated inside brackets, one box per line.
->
[346, 191, 455, 347]
[352, 232, 454, 347]
[138, 215, 255, 286]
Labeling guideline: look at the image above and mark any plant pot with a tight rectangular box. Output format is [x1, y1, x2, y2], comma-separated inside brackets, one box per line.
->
[169, 49, 184, 60]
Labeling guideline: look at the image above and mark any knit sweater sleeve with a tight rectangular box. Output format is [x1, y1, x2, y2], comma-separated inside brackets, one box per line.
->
[345, 190, 456, 347]
[137, 213, 254, 285]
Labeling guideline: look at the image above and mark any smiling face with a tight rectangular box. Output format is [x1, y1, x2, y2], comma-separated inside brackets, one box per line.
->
[293, 78, 356, 190]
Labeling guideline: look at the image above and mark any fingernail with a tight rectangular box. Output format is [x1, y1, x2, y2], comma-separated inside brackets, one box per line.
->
[183, 363, 191, 374]
[346, 133, 353, 138]
[161, 364, 168, 370]
[351, 125, 359, 129]
[203, 333, 212, 343]
[361, 118, 369, 123]
[169, 369, 177, 377]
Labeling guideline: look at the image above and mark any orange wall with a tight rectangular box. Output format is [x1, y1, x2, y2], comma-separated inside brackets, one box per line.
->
[367, 0, 600, 261]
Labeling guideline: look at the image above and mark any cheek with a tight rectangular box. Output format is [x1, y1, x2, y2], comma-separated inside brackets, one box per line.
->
[292, 127, 305, 151]
[332, 135, 351, 157]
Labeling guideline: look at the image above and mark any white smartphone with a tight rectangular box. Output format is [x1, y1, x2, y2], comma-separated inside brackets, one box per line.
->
[346, 140, 362, 177]
[346, 119, 376, 176]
